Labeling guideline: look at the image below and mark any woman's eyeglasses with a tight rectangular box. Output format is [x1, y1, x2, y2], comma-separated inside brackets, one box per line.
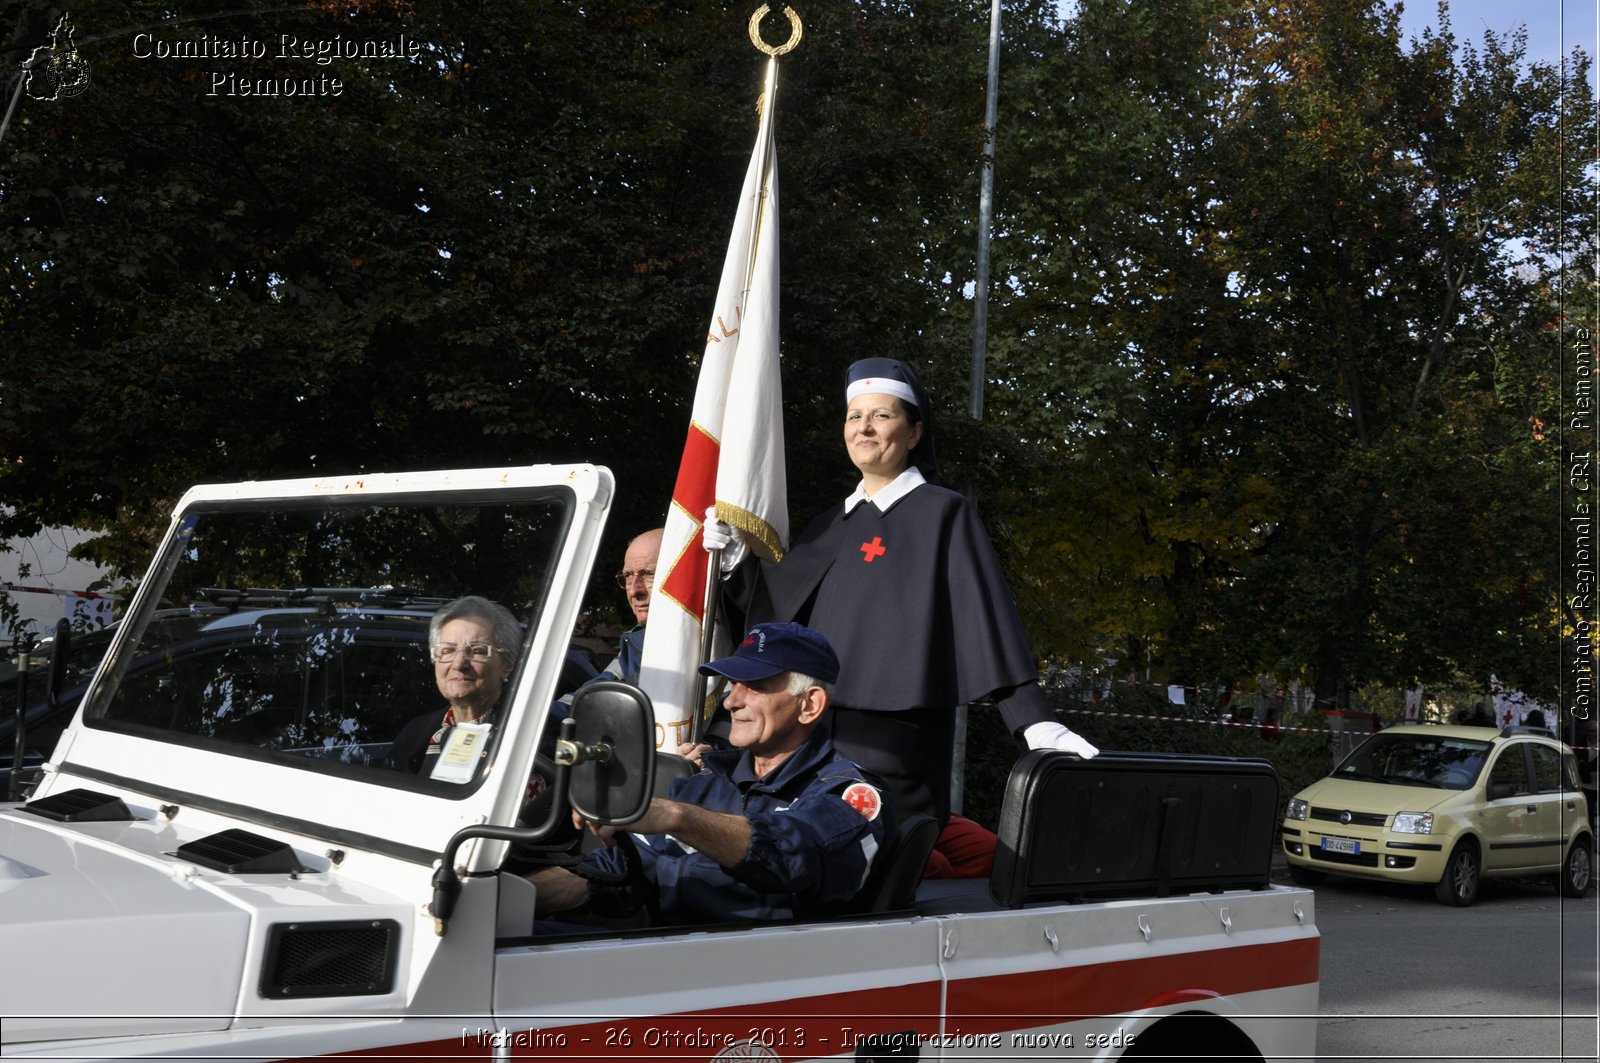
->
[432, 642, 502, 663]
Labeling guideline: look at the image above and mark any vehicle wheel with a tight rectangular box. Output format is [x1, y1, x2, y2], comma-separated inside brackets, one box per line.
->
[1288, 864, 1326, 886]
[1559, 836, 1593, 898]
[1120, 1012, 1262, 1062]
[1434, 840, 1481, 906]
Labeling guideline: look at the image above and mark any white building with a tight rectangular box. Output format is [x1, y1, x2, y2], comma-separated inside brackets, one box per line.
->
[0, 525, 117, 643]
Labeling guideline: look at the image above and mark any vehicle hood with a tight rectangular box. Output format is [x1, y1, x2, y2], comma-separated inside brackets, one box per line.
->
[1294, 775, 1458, 815]
[0, 809, 248, 1046]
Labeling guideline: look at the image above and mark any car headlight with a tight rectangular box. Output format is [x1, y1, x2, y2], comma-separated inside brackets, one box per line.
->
[1392, 811, 1433, 834]
[1285, 798, 1309, 821]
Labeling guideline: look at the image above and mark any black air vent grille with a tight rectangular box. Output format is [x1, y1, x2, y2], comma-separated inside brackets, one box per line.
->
[260, 920, 400, 998]
[22, 789, 134, 823]
[1311, 806, 1387, 827]
[174, 828, 307, 874]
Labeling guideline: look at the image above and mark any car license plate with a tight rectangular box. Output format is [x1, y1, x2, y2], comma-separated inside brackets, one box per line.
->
[1321, 837, 1361, 855]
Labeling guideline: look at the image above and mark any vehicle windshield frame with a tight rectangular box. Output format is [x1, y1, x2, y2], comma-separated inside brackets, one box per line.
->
[76, 487, 573, 800]
[17, 465, 619, 871]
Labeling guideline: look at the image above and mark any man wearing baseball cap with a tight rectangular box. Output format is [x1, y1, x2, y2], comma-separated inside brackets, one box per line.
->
[529, 622, 893, 925]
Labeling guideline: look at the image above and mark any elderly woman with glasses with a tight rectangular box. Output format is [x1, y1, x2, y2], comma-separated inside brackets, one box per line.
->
[388, 595, 522, 776]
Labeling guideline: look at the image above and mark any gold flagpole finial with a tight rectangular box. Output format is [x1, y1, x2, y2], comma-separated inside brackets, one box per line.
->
[748, 4, 803, 57]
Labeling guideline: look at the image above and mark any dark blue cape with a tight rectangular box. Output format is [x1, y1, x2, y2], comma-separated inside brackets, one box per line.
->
[728, 484, 1054, 821]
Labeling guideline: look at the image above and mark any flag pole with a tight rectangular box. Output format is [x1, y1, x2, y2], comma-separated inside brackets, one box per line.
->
[689, 7, 801, 745]
[953, 0, 1003, 816]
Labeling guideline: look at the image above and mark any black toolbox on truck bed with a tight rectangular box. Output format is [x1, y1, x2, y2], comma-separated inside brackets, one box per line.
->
[990, 750, 1280, 907]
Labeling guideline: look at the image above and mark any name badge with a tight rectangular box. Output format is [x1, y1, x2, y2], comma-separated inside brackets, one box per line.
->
[431, 722, 492, 783]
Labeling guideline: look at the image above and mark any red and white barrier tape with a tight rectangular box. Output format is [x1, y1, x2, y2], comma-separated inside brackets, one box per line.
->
[1059, 704, 1340, 737]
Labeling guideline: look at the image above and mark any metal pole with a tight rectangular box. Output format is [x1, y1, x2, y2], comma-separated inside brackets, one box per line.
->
[953, 0, 1003, 817]
[0, 71, 27, 155]
[968, 0, 1002, 423]
[692, 547, 723, 745]
[10, 634, 34, 801]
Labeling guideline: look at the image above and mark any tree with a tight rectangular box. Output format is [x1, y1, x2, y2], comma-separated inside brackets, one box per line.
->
[0, 0, 1004, 622]
[3, 0, 1584, 713]
[980, 0, 1591, 704]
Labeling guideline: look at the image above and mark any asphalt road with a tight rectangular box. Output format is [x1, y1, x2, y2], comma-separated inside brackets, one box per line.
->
[1292, 865, 1599, 1063]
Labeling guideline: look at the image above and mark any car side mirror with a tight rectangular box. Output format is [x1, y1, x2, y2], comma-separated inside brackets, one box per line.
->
[429, 681, 659, 936]
[563, 681, 656, 826]
[1487, 781, 1515, 801]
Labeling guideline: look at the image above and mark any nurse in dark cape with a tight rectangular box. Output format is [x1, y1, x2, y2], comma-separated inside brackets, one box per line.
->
[703, 357, 1097, 867]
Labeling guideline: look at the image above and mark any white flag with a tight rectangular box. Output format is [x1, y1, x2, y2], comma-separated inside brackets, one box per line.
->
[638, 63, 788, 750]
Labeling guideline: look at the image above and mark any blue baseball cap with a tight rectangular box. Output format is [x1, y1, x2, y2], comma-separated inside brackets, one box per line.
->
[698, 622, 841, 684]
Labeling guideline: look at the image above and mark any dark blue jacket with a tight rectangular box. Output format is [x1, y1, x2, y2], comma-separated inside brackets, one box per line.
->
[603, 627, 645, 686]
[585, 731, 892, 923]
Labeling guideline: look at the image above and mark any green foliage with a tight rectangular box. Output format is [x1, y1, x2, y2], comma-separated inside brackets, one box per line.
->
[975, 0, 1590, 704]
[1, 0, 1003, 622]
[1, 0, 1587, 701]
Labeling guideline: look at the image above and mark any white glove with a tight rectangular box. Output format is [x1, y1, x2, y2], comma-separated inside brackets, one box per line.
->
[700, 506, 748, 571]
[701, 506, 735, 551]
[1023, 721, 1099, 759]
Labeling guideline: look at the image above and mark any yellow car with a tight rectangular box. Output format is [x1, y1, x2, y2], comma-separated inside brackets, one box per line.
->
[1281, 724, 1593, 905]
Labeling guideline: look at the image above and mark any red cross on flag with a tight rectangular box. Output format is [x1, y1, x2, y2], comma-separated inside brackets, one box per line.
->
[638, 56, 789, 750]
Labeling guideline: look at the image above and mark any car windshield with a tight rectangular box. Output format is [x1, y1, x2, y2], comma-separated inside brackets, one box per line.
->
[1333, 732, 1492, 790]
[80, 492, 568, 790]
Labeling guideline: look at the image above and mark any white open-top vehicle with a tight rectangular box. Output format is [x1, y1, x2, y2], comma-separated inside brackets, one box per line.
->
[2, 464, 1319, 1060]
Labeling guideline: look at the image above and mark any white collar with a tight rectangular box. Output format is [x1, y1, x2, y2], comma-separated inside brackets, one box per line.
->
[845, 466, 926, 513]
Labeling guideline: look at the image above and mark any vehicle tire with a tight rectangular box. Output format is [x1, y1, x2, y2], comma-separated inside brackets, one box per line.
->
[1558, 835, 1593, 898]
[1288, 864, 1326, 886]
[1120, 1012, 1262, 1062]
[1434, 840, 1481, 906]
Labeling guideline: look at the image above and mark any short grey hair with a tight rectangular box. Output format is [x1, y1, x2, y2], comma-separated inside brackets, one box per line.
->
[429, 596, 523, 666]
[784, 671, 831, 700]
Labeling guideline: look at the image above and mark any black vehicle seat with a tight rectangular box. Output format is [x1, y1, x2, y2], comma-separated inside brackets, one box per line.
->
[852, 812, 939, 914]
[653, 751, 696, 797]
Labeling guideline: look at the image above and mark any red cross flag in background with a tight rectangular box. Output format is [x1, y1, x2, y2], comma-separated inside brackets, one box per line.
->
[638, 37, 791, 750]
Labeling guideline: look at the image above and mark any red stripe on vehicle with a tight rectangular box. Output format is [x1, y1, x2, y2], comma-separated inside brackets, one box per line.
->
[289, 937, 1317, 1061]
[945, 937, 1320, 1030]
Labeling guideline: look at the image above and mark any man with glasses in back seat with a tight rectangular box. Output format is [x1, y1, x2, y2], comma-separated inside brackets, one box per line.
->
[528, 622, 894, 925]
[596, 528, 661, 687]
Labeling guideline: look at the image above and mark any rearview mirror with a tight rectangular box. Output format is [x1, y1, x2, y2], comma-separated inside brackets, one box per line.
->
[564, 681, 655, 826]
[1487, 781, 1515, 801]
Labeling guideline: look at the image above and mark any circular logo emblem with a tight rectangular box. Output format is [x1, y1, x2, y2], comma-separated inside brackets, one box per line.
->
[841, 782, 883, 821]
[1339, 810, 1353, 825]
[712, 1041, 782, 1062]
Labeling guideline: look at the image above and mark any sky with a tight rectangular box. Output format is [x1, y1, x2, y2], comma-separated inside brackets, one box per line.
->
[1394, 0, 1599, 70]
[1049, 2, 1600, 73]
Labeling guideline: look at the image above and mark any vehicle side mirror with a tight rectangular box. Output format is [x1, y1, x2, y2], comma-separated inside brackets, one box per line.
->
[1487, 781, 1515, 801]
[564, 681, 655, 826]
[44, 619, 70, 710]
